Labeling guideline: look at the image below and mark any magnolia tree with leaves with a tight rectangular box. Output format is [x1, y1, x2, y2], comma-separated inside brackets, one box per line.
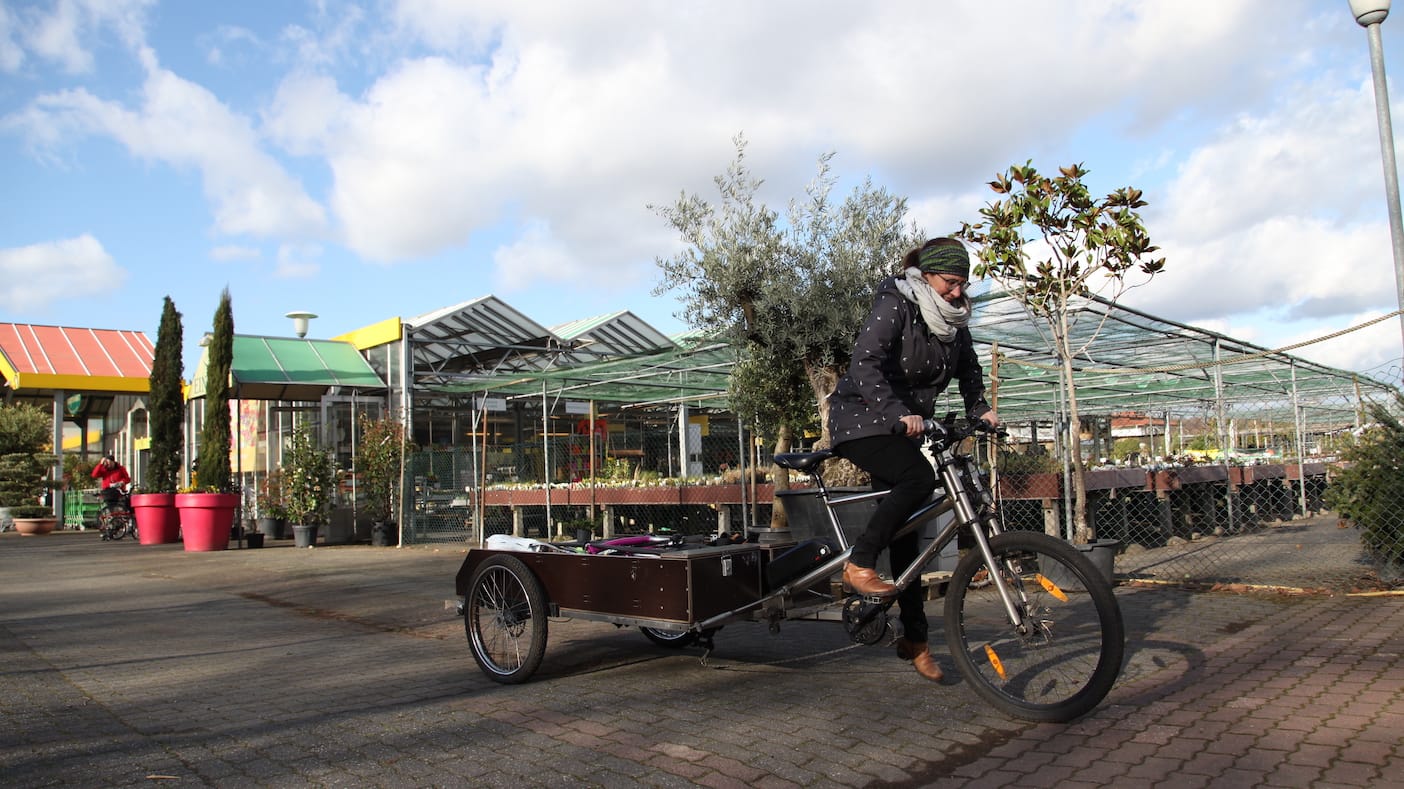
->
[147, 296, 184, 493]
[957, 162, 1165, 543]
[653, 136, 920, 516]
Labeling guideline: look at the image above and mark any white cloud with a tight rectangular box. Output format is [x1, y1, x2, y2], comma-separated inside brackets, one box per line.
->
[18, 0, 154, 74]
[210, 244, 261, 262]
[0, 234, 123, 312]
[274, 243, 322, 278]
[0, 3, 24, 73]
[9, 55, 328, 241]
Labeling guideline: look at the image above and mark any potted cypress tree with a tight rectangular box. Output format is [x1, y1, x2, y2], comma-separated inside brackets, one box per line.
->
[132, 295, 185, 544]
[176, 288, 240, 551]
[0, 403, 59, 535]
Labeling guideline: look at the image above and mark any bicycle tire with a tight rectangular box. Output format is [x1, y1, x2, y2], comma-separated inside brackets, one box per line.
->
[465, 554, 549, 684]
[640, 626, 720, 649]
[943, 531, 1124, 722]
[111, 513, 134, 540]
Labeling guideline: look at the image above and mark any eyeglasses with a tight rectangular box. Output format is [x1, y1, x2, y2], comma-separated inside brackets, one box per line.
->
[932, 274, 968, 292]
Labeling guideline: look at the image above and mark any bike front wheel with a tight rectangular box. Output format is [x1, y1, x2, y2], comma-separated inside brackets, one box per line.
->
[944, 531, 1124, 723]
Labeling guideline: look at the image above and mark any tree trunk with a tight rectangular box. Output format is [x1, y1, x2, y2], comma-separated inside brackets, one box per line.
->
[805, 362, 841, 449]
[1055, 314, 1093, 544]
[768, 424, 793, 528]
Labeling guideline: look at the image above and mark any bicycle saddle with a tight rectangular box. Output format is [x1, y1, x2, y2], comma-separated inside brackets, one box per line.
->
[771, 450, 834, 473]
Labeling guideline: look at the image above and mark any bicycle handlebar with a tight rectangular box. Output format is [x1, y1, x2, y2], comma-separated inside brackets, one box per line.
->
[919, 415, 1006, 447]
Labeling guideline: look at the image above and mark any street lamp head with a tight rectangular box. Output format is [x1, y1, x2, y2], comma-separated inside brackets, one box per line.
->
[1350, 0, 1390, 27]
[285, 311, 318, 338]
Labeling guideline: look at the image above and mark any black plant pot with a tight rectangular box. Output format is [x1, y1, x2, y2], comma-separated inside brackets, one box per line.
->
[371, 521, 397, 547]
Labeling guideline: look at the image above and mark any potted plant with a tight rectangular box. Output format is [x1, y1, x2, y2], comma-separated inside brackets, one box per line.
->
[254, 471, 288, 539]
[0, 403, 59, 535]
[284, 423, 337, 548]
[356, 414, 414, 547]
[176, 288, 240, 551]
[133, 295, 185, 544]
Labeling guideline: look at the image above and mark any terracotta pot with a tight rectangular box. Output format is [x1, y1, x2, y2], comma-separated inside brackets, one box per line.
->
[131, 493, 181, 545]
[175, 493, 240, 552]
[13, 517, 58, 536]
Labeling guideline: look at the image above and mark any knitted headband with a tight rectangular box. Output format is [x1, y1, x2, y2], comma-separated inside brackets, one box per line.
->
[917, 244, 970, 279]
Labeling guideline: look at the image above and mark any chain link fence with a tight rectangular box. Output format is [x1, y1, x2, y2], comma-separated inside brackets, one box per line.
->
[400, 383, 1402, 595]
[990, 388, 1403, 592]
[401, 412, 776, 546]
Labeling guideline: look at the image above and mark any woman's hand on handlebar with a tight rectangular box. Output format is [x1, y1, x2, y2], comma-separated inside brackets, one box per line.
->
[979, 410, 1000, 428]
[898, 414, 926, 437]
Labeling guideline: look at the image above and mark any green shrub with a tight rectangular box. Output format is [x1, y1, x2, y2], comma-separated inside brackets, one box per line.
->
[0, 403, 57, 518]
[998, 450, 1061, 475]
[1325, 394, 1404, 572]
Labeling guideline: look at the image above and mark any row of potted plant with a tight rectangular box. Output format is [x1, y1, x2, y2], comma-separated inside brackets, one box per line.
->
[3, 288, 412, 550]
[132, 291, 411, 550]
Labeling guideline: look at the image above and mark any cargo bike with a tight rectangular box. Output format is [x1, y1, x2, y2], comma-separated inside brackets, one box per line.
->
[454, 417, 1125, 722]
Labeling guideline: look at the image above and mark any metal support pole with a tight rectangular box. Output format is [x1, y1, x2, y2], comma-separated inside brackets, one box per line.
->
[1361, 19, 1404, 357]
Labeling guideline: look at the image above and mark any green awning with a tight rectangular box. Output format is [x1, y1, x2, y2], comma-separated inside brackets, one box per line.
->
[189, 336, 386, 401]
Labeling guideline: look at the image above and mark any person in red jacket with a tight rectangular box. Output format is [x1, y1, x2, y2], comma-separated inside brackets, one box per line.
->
[91, 454, 131, 509]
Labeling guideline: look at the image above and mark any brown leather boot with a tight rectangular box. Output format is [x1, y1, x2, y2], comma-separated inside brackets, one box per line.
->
[895, 637, 944, 682]
[842, 562, 896, 596]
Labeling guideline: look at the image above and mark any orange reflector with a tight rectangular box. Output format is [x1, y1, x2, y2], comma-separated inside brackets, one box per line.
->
[1036, 573, 1069, 602]
[984, 643, 1007, 680]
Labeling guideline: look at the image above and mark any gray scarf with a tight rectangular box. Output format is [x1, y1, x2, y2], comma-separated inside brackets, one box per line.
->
[895, 266, 970, 342]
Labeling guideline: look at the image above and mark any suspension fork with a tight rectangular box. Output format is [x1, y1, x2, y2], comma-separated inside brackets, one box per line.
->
[937, 448, 1029, 630]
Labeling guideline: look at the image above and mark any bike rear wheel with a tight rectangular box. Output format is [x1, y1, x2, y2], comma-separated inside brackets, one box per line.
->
[944, 531, 1124, 722]
[465, 554, 548, 684]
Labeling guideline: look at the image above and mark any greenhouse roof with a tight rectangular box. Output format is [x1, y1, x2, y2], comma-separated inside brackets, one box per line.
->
[408, 291, 1399, 424]
[427, 335, 738, 410]
[961, 290, 1398, 426]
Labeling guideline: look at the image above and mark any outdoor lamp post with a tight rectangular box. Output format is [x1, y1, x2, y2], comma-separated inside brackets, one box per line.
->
[1349, 0, 1404, 358]
[285, 311, 318, 338]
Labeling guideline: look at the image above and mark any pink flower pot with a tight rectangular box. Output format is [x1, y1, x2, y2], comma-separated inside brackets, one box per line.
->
[131, 493, 181, 545]
[175, 493, 240, 552]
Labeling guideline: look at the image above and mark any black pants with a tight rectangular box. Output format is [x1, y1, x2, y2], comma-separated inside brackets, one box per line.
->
[100, 487, 122, 507]
[833, 434, 936, 643]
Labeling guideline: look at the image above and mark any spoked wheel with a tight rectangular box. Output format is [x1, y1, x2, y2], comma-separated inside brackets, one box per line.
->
[465, 555, 548, 684]
[944, 531, 1125, 722]
[640, 626, 720, 648]
[110, 513, 134, 540]
[99, 510, 123, 540]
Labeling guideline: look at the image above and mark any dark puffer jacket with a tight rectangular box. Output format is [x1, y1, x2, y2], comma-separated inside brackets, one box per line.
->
[828, 275, 991, 447]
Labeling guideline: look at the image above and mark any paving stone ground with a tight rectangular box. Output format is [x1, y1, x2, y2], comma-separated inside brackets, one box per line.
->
[2, 531, 1402, 788]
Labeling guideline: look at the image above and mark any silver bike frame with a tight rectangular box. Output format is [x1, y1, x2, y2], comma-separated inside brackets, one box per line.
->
[692, 430, 1030, 634]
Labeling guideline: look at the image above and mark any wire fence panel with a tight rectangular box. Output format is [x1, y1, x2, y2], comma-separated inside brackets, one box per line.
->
[991, 388, 1403, 592]
[399, 388, 1402, 594]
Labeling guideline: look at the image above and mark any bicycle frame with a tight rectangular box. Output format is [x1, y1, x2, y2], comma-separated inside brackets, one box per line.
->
[694, 420, 1025, 634]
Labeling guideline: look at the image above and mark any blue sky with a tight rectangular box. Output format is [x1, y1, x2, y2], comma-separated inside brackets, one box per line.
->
[2, 0, 1403, 387]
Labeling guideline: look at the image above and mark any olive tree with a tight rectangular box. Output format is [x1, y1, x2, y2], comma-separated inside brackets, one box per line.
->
[653, 137, 918, 486]
[957, 162, 1164, 543]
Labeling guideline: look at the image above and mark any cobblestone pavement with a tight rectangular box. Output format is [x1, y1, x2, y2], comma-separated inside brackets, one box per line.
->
[1115, 513, 1389, 593]
[3, 531, 1402, 788]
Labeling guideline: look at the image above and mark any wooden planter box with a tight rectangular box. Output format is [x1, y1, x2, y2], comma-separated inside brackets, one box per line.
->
[478, 483, 773, 508]
[997, 472, 1062, 500]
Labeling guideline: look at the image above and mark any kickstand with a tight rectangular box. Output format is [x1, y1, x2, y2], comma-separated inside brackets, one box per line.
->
[697, 631, 716, 666]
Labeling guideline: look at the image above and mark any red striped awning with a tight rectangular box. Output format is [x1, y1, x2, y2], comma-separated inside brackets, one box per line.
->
[0, 323, 154, 394]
